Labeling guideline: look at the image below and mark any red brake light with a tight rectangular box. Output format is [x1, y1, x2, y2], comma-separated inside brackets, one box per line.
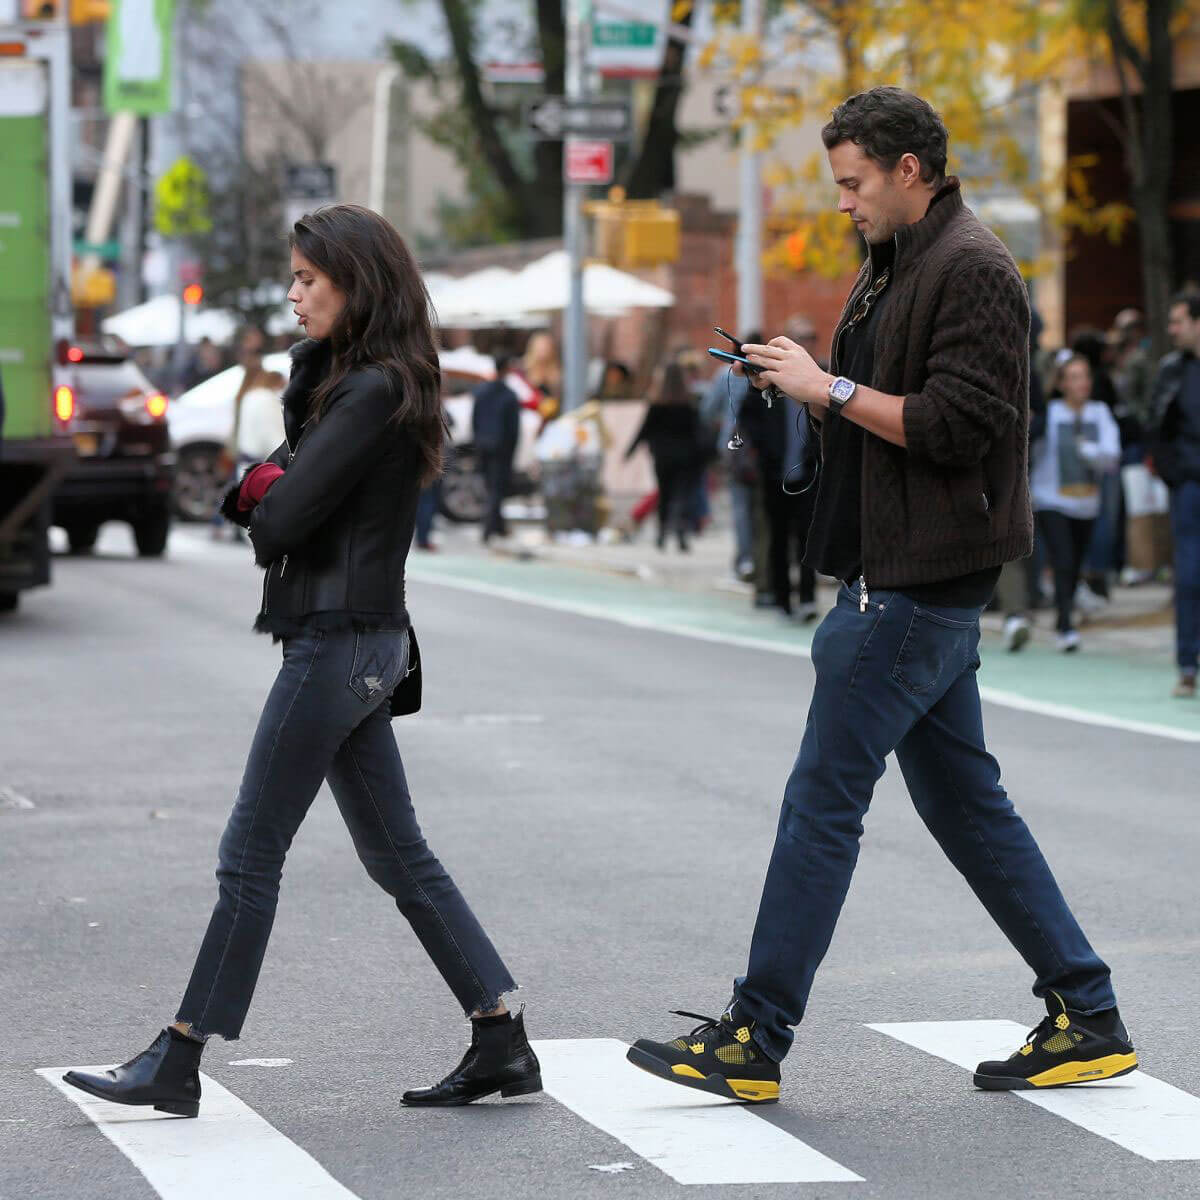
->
[54, 385, 75, 423]
[145, 392, 168, 420]
[67, 345, 84, 363]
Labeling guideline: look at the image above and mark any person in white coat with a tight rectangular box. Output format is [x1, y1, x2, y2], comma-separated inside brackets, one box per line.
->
[1031, 354, 1121, 650]
[235, 369, 287, 462]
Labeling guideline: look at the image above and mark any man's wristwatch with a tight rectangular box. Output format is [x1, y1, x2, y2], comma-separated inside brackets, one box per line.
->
[827, 376, 857, 414]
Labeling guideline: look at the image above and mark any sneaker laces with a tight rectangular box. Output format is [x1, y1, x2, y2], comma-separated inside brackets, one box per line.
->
[671, 1010, 727, 1041]
[1019, 1015, 1055, 1053]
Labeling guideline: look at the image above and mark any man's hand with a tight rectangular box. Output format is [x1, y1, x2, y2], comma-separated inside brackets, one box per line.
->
[742, 337, 834, 407]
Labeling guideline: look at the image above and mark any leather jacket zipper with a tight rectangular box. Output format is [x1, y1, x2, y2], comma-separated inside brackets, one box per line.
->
[262, 439, 296, 615]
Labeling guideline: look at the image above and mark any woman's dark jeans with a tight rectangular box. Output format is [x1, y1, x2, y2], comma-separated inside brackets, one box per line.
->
[733, 584, 1116, 1063]
[177, 627, 515, 1040]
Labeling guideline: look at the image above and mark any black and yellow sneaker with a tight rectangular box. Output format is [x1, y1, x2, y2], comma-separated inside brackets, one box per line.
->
[974, 992, 1138, 1090]
[627, 1006, 781, 1104]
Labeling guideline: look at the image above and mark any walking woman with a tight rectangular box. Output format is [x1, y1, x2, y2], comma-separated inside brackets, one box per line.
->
[63, 205, 539, 1116]
[625, 362, 703, 551]
[1031, 353, 1120, 651]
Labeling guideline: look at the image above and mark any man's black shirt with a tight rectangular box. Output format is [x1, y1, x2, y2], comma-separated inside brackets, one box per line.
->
[803, 246, 892, 588]
[802, 242, 1000, 608]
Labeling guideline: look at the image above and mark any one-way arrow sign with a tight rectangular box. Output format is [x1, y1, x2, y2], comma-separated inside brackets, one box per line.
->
[525, 96, 632, 141]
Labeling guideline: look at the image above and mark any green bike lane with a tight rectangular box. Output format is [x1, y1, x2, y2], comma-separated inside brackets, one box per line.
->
[408, 553, 1199, 743]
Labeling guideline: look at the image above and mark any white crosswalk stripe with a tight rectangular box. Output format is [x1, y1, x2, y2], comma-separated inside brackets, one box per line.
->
[37, 1067, 362, 1199]
[531, 1039, 864, 1185]
[869, 1021, 1200, 1162]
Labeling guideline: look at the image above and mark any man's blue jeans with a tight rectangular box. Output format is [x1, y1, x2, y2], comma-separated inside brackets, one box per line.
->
[1170, 480, 1200, 674]
[734, 583, 1116, 1063]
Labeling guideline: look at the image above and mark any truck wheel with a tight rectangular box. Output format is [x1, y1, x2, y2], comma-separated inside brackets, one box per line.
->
[0, 592, 17, 613]
[133, 508, 170, 558]
[65, 523, 100, 555]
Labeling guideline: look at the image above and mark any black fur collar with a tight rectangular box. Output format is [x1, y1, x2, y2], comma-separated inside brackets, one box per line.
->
[280, 338, 332, 448]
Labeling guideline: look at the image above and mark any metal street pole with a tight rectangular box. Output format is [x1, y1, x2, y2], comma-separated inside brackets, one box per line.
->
[562, 0, 589, 412]
[736, 0, 764, 335]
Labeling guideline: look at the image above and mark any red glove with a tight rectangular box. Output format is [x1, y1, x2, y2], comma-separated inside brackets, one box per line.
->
[237, 463, 284, 511]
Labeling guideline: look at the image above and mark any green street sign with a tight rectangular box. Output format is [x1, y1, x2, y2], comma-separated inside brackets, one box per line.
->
[104, 0, 176, 116]
[593, 22, 657, 48]
[74, 239, 122, 258]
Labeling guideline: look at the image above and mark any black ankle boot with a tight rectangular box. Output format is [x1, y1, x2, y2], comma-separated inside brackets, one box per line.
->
[402, 1010, 542, 1106]
[63, 1029, 204, 1117]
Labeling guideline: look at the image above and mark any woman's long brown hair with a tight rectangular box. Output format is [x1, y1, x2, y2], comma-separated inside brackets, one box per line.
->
[289, 205, 443, 485]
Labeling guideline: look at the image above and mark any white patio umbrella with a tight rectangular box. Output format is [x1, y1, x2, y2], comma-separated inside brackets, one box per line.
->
[427, 267, 525, 327]
[101, 294, 239, 347]
[511, 251, 675, 314]
[427, 255, 674, 326]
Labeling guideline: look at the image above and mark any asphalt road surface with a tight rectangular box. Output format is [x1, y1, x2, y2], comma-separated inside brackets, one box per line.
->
[2, 525, 1198, 1200]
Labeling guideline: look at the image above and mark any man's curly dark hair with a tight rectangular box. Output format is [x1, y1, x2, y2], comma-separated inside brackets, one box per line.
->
[821, 87, 949, 185]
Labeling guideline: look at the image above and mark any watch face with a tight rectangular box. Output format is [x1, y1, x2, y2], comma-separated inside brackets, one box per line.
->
[831, 378, 855, 402]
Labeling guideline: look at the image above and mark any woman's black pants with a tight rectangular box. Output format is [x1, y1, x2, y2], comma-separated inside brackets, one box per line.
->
[1036, 510, 1095, 634]
[655, 460, 695, 543]
[176, 627, 516, 1040]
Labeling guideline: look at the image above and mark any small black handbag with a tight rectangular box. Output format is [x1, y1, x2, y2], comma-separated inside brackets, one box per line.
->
[389, 626, 423, 717]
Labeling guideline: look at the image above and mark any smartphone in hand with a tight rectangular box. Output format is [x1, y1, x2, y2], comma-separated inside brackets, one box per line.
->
[707, 347, 763, 374]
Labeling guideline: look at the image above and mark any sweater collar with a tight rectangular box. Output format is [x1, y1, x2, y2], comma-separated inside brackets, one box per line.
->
[869, 176, 963, 273]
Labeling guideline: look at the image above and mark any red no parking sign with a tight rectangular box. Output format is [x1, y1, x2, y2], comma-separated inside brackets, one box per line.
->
[565, 140, 614, 185]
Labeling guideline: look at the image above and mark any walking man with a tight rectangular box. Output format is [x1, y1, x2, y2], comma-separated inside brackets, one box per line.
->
[473, 356, 521, 542]
[1148, 292, 1200, 698]
[627, 87, 1135, 1103]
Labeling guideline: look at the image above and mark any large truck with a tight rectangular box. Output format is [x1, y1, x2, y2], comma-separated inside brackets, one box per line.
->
[0, 19, 76, 612]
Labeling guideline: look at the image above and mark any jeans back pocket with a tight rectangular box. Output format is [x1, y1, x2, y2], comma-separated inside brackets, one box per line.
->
[349, 628, 410, 704]
[891, 607, 976, 696]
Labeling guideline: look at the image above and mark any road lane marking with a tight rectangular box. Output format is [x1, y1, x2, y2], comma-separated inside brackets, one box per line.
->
[37, 1067, 361, 1199]
[409, 565, 1200, 744]
[531, 1038, 863, 1185]
[868, 1021, 1200, 1161]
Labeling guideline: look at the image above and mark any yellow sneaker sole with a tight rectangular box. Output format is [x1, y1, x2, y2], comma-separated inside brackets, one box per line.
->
[626, 1046, 780, 1104]
[1027, 1052, 1139, 1088]
[975, 1051, 1139, 1090]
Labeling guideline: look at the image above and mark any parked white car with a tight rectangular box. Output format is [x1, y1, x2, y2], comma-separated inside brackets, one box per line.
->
[168, 351, 541, 523]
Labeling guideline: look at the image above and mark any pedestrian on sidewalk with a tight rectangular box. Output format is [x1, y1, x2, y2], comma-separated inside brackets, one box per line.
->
[1069, 329, 1128, 602]
[709, 344, 762, 582]
[627, 87, 1135, 1105]
[63, 204, 539, 1119]
[1148, 291, 1200, 698]
[1031, 355, 1121, 652]
[472, 355, 521, 543]
[625, 362, 704, 552]
[738, 374, 819, 620]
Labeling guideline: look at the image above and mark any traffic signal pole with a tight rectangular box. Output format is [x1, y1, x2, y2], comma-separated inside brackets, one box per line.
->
[562, 0, 589, 412]
[736, 0, 764, 336]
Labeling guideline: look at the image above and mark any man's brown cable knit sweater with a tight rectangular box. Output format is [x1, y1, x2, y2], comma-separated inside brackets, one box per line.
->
[825, 179, 1034, 588]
